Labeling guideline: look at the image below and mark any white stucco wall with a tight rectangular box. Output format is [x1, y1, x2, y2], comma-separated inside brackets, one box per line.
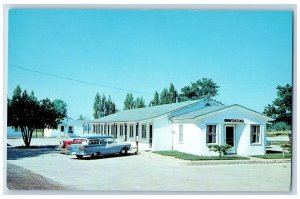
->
[172, 123, 219, 156]
[172, 106, 267, 156]
[44, 125, 84, 138]
[152, 114, 173, 151]
[44, 128, 64, 137]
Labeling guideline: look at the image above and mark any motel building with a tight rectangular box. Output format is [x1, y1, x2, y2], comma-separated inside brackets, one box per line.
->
[83, 99, 273, 156]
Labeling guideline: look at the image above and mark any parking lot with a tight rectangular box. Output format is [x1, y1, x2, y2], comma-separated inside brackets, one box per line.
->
[6, 138, 291, 192]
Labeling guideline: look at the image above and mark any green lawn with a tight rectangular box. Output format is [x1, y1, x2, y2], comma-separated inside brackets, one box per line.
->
[252, 153, 291, 159]
[153, 150, 250, 161]
[270, 141, 289, 146]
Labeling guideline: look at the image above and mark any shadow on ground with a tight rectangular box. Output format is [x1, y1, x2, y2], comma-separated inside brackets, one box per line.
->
[7, 145, 59, 160]
[7, 163, 65, 190]
[70, 153, 138, 161]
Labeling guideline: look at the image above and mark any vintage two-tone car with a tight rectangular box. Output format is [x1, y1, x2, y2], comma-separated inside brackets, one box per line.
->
[66, 135, 131, 159]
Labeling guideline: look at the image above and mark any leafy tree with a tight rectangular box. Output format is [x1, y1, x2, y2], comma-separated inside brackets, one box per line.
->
[106, 96, 116, 115]
[123, 93, 135, 110]
[93, 93, 116, 118]
[135, 97, 146, 109]
[179, 78, 219, 101]
[93, 93, 102, 119]
[53, 99, 67, 117]
[8, 85, 66, 147]
[168, 83, 178, 103]
[160, 88, 169, 105]
[100, 94, 107, 117]
[149, 91, 160, 107]
[263, 84, 292, 125]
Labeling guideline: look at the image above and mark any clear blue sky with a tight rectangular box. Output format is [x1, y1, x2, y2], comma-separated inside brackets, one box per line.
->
[8, 9, 292, 119]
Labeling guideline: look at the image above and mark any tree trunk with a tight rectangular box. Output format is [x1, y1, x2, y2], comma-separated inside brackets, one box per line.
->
[21, 127, 34, 148]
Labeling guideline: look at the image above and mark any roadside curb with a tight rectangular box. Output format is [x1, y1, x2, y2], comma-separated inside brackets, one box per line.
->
[185, 159, 291, 166]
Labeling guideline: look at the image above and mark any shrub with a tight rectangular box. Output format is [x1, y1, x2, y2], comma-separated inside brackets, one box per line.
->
[208, 144, 232, 157]
[272, 122, 291, 131]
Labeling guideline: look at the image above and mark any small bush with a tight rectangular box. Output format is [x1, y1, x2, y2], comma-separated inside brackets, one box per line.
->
[281, 143, 291, 148]
[208, 144, 232, 157]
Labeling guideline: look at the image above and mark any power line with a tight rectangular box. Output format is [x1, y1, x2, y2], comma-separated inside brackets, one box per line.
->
[9, 64, 153, 96]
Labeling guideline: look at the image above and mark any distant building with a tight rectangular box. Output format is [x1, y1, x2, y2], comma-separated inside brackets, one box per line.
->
[7, 126, 22, 138]
[44, 118, 92, 138]
[7, 118, 92, 138]
[84, 99, 273, 156]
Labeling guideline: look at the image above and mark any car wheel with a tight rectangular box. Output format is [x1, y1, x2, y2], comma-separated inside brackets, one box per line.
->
[91, 152, 99, 158]
[120, 148, 128, 155]
[76, 155, 83, 159]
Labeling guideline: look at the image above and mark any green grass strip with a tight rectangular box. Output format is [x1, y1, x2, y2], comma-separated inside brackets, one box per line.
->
[154, 150, 250, 161]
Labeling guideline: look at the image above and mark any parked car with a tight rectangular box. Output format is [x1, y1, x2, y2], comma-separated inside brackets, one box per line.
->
[66, 135, 131, 159]
[58, 139, 74, 154]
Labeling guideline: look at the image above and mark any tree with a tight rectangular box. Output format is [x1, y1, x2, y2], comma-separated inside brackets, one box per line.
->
[93, 93, 102, 119]
[93, 93, 116, 118]
[149, 91, 160, 107]
[263, 84, 292, 125]
[100, 94, 107, 117]
[135, 97, 146, 109]
[8, 85, 66, 147]
[53, 99, 67, 117]
[179, 78, 219, 101]
[168, 83, 178, 103]
[160, 88, 169, 105]
[106, 96, 116, 115]
[123, 93, 135, 110]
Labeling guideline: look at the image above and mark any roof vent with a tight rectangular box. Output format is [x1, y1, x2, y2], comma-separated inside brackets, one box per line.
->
[205, 103, 211, 106]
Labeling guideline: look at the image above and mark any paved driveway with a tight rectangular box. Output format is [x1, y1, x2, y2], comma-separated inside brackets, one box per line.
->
[6, 142, 291, 192]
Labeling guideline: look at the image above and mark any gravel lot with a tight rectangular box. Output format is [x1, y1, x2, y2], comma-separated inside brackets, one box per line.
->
[6, 138, 292, 192]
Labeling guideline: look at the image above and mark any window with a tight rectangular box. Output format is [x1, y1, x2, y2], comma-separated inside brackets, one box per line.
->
[179, 125, 183, 143]
[60, 126, 64, 132]
[108, 125, 110, 135]
[206, 125, 217, 144]
[130, 125, 134, 137]
[93, 124, 96, 133]
[142, 124, 146, 138]
[120, 124, 123, 136]
[104, 124, 107, 135]
[89, 139, 99, 145]
[68, 126, 74, 133]
[251, 125, 261, 144]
